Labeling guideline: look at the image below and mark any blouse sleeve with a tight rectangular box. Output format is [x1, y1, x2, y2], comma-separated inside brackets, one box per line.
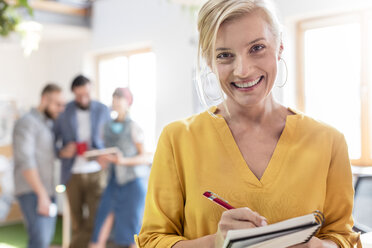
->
[317, 133, 360, 247]
[135, 127, 188, 247]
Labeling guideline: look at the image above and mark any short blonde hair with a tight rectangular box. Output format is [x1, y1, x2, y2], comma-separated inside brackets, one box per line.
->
[196, 0, 281, 113]
[198, 0, 281, 66]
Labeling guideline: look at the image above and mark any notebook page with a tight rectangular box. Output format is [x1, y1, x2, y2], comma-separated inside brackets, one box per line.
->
[226, 213, 315, 240]
[245, 225, 319, 248]
[223, 213, 317, 248]
[228, 227, 300, 247]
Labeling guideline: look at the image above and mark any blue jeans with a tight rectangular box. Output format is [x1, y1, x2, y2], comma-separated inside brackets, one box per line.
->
[92, 171, 147, 245]
[17, 192, 56, 248]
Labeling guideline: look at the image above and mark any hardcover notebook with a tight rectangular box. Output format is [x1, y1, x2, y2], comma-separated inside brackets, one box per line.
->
[223, 211, 324, 248]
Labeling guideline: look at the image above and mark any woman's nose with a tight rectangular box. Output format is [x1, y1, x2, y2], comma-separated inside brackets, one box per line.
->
[233, 56, 252, 78]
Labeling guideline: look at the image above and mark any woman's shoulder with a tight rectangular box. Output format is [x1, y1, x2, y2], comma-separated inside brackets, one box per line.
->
[162, 110, 213, 137]
[289, 107, 344, 140]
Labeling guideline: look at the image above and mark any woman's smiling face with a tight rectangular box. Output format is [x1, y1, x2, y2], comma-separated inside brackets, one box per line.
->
[215, 10, 282, 108]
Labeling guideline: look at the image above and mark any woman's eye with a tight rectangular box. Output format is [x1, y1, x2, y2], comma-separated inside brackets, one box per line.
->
[250, 44, 265, 53]
[216, 52, 234, 59]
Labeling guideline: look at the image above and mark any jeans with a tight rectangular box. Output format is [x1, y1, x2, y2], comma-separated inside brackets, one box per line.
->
[17, 192, 56, 248]
[92, 171, 147, 245]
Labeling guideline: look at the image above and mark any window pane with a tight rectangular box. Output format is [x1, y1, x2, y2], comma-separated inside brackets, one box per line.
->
[129, 52, 156, 151]
[98, 56, 129, 106]
[304, 23, 361, 159]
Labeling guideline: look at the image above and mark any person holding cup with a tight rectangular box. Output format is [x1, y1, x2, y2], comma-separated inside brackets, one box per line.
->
[54, 75, 110, 248]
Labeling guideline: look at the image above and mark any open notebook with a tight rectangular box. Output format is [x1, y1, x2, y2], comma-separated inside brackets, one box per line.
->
[223, 211, 324, 248]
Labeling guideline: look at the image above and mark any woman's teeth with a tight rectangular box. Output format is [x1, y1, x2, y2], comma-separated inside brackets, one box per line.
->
[233, 77, 262, 88]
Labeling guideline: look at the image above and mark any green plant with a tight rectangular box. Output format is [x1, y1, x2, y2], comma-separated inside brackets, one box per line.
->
[0, 0, 33, 37]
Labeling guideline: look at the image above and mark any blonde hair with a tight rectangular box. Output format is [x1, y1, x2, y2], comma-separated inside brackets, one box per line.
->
[196, 0, 281, 115]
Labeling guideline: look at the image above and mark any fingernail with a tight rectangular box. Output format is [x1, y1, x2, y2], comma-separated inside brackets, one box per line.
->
[261, 220, 268, 226]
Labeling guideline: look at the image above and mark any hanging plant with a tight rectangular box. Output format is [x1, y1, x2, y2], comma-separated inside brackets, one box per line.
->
[0, 0, 33, 37]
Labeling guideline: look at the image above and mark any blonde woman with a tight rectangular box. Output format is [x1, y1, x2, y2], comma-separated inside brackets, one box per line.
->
[135, 0, 359, 247]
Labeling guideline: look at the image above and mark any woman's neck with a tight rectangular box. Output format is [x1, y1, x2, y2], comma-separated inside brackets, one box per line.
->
[220, 95, 287, 126]
[116, 111, 127, 122]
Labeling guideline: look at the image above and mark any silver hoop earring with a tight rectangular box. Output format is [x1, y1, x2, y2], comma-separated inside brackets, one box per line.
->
[201, 70, 224, 102]
[276, 57, 288, 88]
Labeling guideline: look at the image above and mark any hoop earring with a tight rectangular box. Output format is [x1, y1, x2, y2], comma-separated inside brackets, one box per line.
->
[201, 70, 224, 102]
[276, 57, 288, 88]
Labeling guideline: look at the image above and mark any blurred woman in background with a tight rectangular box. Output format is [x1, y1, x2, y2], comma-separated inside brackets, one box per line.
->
[90, 87, 150, 248]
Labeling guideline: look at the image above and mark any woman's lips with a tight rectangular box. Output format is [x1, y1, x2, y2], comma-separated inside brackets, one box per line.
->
[231, 76, 263, 90]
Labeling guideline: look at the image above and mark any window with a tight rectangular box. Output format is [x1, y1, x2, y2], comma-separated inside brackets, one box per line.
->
[297, 12, 372, 166]
[97, 49, 156, 151]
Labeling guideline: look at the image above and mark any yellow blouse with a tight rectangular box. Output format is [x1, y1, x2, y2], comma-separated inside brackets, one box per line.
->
[135, 108, 359, 247]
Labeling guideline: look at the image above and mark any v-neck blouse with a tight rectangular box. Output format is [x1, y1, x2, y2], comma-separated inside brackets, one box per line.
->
[136, 108, 359, 248]
[211, 106, 298, 187]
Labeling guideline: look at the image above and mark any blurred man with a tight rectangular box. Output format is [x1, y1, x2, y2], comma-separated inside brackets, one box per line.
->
[54, 75, 110, 248]
[13, 83, 65, 248]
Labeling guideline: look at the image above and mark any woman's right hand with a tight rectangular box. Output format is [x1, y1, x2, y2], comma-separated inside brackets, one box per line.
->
[215, 208, 267, 248]
[96, 154, 114, 168]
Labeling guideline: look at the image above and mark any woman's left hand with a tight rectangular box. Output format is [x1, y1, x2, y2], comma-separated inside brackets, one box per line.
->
[289, 237, 338, 248]
[113, 151, 126, 165]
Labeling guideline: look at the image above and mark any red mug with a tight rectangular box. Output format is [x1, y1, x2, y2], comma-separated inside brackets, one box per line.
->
[76, 142, 88, 156]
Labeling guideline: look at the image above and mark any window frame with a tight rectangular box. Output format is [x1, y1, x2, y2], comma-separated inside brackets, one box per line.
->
[94, 47, 152, 100]
[296, 10, 372, 166]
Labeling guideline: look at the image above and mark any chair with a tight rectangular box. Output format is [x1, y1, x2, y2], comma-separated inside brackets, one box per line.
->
[353, 175, 372, 233]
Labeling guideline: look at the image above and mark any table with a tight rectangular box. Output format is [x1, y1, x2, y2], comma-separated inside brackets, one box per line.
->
[361, 232, 372, 247]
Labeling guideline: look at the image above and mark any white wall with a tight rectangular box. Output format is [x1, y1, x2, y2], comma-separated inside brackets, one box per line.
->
[45, 38, 92, 99]
[91, 0, 197, 138]
[0, 26, 91, 112]
[0, 43, 49, 111]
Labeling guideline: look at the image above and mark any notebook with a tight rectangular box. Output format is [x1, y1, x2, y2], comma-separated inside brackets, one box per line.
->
[83, 147, 120, 160]
[223, 211, 324, 248]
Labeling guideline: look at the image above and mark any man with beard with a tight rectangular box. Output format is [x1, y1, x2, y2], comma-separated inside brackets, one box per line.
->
[13, 83, 65, 248]
[54, 75, 110, 248]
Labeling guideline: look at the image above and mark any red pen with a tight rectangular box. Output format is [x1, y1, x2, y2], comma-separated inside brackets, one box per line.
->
[203, 191, 235, 210]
